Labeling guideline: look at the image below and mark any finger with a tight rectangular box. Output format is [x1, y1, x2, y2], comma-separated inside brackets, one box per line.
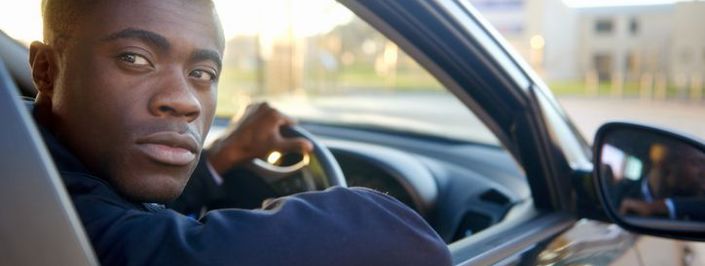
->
[278, 137, 314, 153]
[281, 113, 298, 126]
[253, 102, 274, 115]
[229, 103, 257, 125]
[265, 107, 296, 126]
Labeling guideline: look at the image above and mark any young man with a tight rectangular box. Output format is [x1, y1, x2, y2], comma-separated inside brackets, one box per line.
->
[30, 0, 451, 265]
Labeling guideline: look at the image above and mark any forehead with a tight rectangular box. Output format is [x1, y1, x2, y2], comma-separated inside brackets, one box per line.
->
[76, 0, 223, 51]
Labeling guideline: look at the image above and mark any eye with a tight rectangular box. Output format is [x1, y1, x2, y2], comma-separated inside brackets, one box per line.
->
[189, 69, 217, 82]
[118, 53, 151, 66]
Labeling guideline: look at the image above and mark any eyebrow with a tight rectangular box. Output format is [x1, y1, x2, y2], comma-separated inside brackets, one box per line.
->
[102, 28, 171, 51]
[102, 28, 222, 71]
[191, 49, 223, 71]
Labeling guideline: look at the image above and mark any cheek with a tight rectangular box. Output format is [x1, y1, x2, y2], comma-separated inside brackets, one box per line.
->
[198, 88, 218, 136]
[204, 85, 217, 115]
[57, 54, 148, 146]
[60, 54, 122, 106]
[89, 58, 152, 113]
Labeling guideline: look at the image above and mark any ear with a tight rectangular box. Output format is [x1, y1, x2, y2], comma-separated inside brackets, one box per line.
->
[29, 41, 59, 99]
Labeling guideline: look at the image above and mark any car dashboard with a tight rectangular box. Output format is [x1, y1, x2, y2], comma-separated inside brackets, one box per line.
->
[208, 118, 531, 243]
[305, 123, 529, 243]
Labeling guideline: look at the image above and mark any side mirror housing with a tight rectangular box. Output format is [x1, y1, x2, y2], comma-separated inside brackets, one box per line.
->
[594, 122, 705, 241]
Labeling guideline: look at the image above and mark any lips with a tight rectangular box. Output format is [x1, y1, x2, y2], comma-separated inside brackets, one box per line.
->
[135, 132, 199, 166]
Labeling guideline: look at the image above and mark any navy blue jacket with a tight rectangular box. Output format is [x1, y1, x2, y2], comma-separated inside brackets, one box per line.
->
[40, 127, 452, 265]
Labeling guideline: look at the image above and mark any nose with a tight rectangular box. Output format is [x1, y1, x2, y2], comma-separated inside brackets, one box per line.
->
[149, 73, 201, 122]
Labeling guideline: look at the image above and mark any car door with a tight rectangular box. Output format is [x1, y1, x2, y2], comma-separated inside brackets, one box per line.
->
[210, 0, 617, 264]
[336, 0, 629, 264]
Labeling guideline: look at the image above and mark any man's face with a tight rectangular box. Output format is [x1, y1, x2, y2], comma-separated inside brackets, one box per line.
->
[46, 0, 223, 202]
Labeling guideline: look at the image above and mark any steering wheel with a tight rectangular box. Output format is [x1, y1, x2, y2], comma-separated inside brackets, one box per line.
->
[245, 125, 347, 194]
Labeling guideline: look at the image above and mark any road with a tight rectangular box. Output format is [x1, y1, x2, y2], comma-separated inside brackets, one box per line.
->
[210, 92, 705, 147]
[558, 96, 705, 142]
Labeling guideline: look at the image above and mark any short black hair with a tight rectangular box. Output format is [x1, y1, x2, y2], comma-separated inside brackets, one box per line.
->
[41, 0, 222, 49]
[41, 0, 94, 46]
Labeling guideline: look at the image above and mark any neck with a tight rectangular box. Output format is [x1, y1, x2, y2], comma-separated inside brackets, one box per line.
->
[33, 96, 56, 132]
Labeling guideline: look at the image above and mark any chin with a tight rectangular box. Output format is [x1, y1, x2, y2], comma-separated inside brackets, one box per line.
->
[113, 172, 190, 204]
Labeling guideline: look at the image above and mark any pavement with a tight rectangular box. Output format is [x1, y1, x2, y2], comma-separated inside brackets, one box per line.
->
[557, 96, 705, 143]
[211, 92, 705, 147]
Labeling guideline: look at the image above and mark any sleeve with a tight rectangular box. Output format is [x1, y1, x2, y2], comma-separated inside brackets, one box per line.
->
[74, 186, 452, 266]
[168, 154, 280, 213]
[669, 197, 705, 221]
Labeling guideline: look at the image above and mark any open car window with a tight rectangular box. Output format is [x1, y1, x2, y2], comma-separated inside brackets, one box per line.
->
[0, 0, 501, 146]
[210, 0, 529, 243]
[213, 0, 501, 146]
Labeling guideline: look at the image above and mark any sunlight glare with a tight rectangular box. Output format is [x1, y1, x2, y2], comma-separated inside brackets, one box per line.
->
[212, 0, 353, 39]
[267, 151, 283, 164]
[0, 0, 43, 44]
[562, 0, 680, 8]
[1, 0, 353, 45]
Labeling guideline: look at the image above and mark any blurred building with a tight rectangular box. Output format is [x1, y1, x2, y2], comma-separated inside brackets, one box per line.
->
[576, 4, 673, 83]
[220, 0, 705, 95]
[468, 0, 579, 81]
[671, 2, 705, 83]
[471, 0, 705, 85]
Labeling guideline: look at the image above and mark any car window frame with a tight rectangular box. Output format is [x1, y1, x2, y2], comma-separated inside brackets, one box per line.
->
[338, 0, 586, 264]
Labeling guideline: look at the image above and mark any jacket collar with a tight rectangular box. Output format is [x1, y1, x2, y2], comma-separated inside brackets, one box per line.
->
[36, 124, 92, 175]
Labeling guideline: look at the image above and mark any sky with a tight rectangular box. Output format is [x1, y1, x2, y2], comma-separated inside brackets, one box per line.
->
[0, 0, 686, 45]
[0, 0, 353, 45]
[562, 0, 686, 8]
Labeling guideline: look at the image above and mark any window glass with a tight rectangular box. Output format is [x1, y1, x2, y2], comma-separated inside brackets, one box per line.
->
[0, 0, 501, 146]
[595, 19, 614, 34]
[629, 18, 639, 35]
[214, 0, 500, 145]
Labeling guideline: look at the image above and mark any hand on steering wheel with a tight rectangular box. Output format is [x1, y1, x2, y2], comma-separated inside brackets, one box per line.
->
[247, 125, 347, 192]
[207, 102, 346, 194]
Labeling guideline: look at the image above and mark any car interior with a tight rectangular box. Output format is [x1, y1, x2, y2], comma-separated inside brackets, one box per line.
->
[0, 1, 537, 262]
[0, 26, 530, 241]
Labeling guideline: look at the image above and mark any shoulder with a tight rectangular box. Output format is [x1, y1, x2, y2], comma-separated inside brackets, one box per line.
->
[65, 175, 451, 266]
[262, 187, 414, 218]
[254, 187, 452, 266]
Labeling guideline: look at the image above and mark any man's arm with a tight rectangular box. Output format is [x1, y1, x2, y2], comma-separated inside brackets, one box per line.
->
[70, 176, 451, 266]
[669, 197, 705, 221]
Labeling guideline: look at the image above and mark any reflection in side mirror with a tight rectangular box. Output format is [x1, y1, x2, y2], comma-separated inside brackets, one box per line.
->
[595, 122, 705, 239]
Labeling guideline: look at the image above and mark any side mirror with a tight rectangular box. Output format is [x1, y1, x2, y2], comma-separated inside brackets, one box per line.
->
[594, 122, 705, 240]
